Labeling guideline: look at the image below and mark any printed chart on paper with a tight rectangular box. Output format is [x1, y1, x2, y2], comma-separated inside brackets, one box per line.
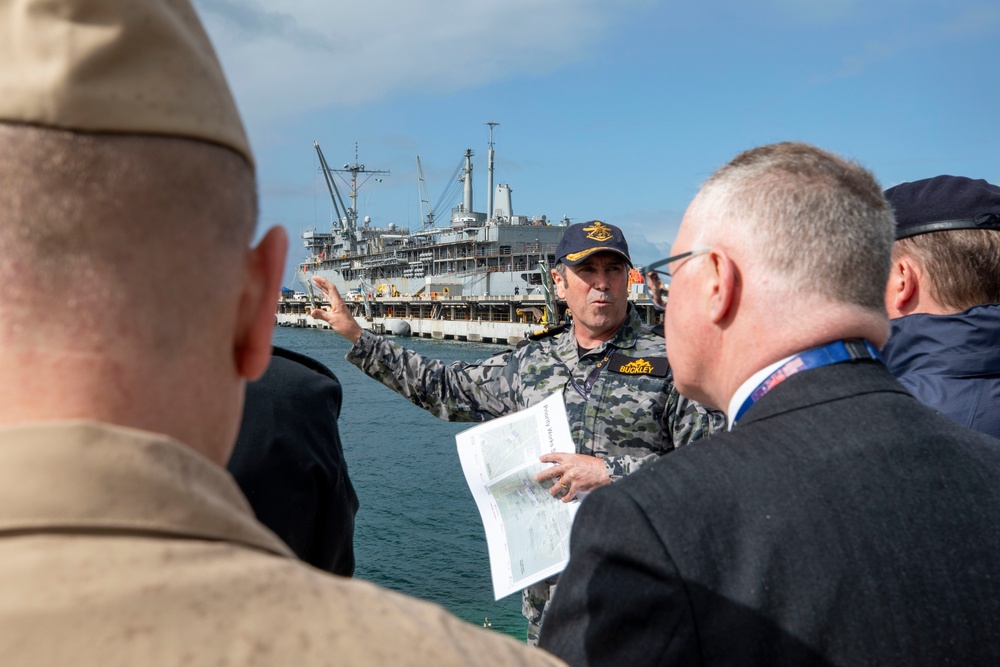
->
[456, 392, 579, 599]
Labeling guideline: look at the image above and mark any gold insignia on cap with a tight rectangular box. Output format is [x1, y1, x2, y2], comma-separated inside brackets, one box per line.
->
[584, 221, 615, 242]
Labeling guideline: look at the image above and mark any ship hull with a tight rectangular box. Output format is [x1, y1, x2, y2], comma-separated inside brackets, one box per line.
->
[276, 285, 661, 345]
[298, 222, 566, 299]
[276, 312, 540, 346]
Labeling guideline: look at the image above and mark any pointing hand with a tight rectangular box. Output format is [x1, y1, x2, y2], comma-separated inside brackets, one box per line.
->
[311, 276, 363, 343]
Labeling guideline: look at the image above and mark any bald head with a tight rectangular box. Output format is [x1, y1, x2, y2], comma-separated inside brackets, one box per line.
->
[0, 124, 256, 350]
[0, 123, 285, 460]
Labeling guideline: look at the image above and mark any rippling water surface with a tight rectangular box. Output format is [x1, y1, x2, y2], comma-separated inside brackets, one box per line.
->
[271, 327, 525, 639]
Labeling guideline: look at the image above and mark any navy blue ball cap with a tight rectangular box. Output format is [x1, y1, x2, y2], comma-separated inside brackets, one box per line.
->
[555, 220, 632, 266]
[886, 175, 1000, 240]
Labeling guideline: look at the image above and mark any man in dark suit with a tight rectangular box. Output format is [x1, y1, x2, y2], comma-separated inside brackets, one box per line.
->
[539, 142, 1000, 666]
[229, 346, 359, 575]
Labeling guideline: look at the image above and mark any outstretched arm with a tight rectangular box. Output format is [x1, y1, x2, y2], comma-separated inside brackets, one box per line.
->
[314, 274, 519, 422]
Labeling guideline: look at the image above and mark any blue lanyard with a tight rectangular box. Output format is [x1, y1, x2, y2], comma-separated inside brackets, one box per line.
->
[732, 339, 882, 425]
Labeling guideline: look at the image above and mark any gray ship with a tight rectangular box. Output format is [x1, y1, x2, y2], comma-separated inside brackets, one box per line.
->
[283, 126, 656, 342]
[295, 125, 569, 303]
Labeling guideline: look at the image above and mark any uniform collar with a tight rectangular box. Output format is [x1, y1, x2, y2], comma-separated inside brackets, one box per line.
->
[0, 421, 293, 558]
[563, 303, 643, 359]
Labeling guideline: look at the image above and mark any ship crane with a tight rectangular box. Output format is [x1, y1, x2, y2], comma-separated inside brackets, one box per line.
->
[417, 155, 467, 232]
[416, 156, 435, 229]
[313, 141, 349, 230]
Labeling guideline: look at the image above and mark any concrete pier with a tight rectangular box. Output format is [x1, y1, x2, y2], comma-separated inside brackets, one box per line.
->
[275, 284, 662, 347]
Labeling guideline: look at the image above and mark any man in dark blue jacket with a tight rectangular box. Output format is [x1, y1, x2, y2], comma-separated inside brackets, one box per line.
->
[882, 175, 1000, 438]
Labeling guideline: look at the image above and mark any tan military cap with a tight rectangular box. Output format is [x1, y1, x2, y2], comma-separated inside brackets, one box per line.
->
[0, 0, 252, 165]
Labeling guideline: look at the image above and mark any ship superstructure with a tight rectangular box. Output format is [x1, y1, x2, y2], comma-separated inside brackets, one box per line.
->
[296, 126, 569, 301]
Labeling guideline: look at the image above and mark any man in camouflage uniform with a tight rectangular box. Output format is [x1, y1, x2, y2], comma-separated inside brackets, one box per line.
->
[312, 220, 723, 643]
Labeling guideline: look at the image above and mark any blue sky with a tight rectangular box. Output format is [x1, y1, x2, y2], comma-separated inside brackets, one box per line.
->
[194, 0, 998, 285]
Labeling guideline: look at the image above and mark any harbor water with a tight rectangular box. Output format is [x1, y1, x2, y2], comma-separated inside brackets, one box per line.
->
[270, 327, 526, 639]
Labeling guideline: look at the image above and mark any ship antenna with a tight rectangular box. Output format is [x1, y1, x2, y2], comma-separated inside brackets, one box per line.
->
[340, 142, 389, 231]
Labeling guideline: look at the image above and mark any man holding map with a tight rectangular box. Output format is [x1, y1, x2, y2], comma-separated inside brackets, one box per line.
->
[311, 220, 723, 642]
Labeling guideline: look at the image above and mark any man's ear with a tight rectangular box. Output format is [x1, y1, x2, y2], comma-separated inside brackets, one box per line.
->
[886, 254, 919, 318]
[234, 225, 288, 381]
[707, 248, 737, 324]
[551, 267, 567, 300]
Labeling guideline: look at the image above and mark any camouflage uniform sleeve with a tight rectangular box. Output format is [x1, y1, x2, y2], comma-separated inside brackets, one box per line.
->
[345, 330, 518, 422]
[602, 383, 725, 481]
[602, 453, 657, 481]
[667, 384, 726, 448]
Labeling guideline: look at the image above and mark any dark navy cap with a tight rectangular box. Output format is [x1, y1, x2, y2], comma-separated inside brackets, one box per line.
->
[885, 175, 1000, 240]
[555, 220, 632, 266]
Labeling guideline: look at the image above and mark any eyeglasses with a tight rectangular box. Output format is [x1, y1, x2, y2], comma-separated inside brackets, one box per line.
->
[641, 248, 711, 302]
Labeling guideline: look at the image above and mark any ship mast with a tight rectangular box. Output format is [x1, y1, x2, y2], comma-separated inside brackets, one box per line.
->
[314, 141, 389, 256]
[486, 121, 499, 221]
[339, 142, 390, 233]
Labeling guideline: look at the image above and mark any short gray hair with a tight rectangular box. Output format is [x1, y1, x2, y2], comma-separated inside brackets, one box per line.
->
[691, 142, 893, 313]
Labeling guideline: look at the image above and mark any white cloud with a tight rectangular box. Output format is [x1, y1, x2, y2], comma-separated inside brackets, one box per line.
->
[819, 3, 1000, 81]
[195, 0, 648, 128]
[198, 0, 335, 50]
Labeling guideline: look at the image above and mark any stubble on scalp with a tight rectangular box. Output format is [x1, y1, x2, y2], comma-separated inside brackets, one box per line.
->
[0, 124, 258, 353]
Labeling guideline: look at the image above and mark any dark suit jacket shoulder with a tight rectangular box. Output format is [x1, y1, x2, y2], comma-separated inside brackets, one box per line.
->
[228, 346, 359, 576]
[540, 361, 1000, 667]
